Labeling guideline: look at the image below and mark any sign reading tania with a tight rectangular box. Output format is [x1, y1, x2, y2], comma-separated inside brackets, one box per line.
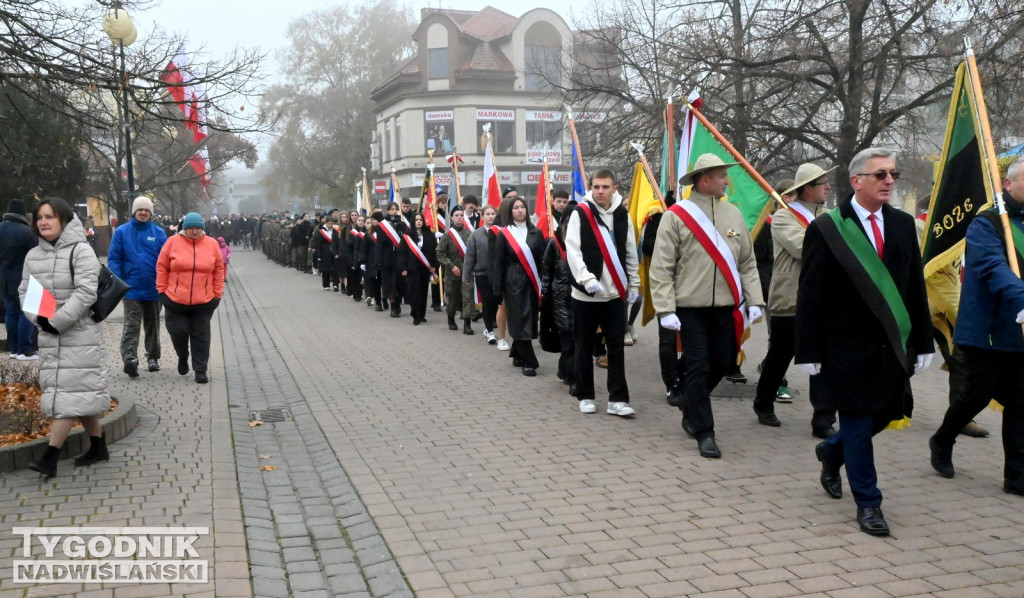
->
[525, 110, 562, 122]
[425, 110, 454, 121]
[476, 109, 515, 121]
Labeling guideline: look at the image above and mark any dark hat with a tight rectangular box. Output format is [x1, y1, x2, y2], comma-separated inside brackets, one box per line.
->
[503, 186, 518, 196]
[372, 212, 385, 222]
[6, 199, 25, 216]
[450, 205, 464, 215]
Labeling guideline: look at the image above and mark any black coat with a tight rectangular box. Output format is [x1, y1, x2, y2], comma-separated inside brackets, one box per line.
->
[376, 219, 408, 299]
[360, 231, 380, 276]
[493, 225, 545, 341]
[0, 213, 36, 297]
[795, 198, 933, 419]
[540, 237, 573, 334]
[345, 227, 364, 267]
[313, 226, 337, 270]
[400, 227, 438, 285]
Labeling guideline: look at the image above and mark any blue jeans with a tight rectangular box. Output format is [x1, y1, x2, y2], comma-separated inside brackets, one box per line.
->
[821, 412, 889, 507]
[4, 294, 35, 355]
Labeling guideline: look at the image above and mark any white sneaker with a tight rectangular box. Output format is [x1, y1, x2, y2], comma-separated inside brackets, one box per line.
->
[496, 339, 510, 351]
[16, 353, 39, 361]
[624, 333, 634, 347]
[579, 399, 597, 414]
[484, 330, 496, 344]
[628, 324, 639, 344]
[607, 402, 635, 417]
[9, 353, 20, 360]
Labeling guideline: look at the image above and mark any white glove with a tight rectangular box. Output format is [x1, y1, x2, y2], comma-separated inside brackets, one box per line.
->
[914, 353, 934, 374]
[660, 314, 681, 331]
[747, 305, 763, 324]
[360, 264, 366, 271]
[1017, 308, 1024, 324]
[585, 280, 603, 294]
[797, 363, 821, 376]
[435, 231, 444, 239]
[626, 290, 640, 304]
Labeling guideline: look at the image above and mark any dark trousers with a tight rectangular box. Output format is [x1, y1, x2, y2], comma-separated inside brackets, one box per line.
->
[820, 413, 889, 507]
[511, 339, 539, 368]
[120, 299, 161, 363]
[4, 294, 35, 355]
[558, 331, 576, 385]
[476, 275, 499, 332]
[364, 273, 381, 306]
[347, 268, 363, 299]
[658, 324, 680, 389]
[753, 316, 836, 430]
[163, 299, 218, 373]
[935, 327, 968, 404]
[431, 281, 441, 308]
[407, 272, 429, 321]
[573, 299, 628, 403]
[678, 306, 737, 440]
[934, 346, 1024, 486]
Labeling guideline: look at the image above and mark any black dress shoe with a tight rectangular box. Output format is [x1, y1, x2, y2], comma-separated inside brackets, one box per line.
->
[1003, 482, 1024, 496]
[929, 435, 955, 478]
[568, 383, 578, 396]
[374, 304, 384, 312]
[812, 427, 837, 439]
[521, 366, 536, 377]
[432, 305, 443, 312]
[681, 416, 695, 438]
[815, 442, 843, 499]
[178, 357, 189, 376]
[698, 437, 721, 459]
[856, 506, 890, 536]
[195, 371, 209, 384]
[755, 410, 781, 427]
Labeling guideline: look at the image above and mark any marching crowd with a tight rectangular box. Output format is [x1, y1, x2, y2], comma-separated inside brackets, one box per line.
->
[255, 148, 1024, 537]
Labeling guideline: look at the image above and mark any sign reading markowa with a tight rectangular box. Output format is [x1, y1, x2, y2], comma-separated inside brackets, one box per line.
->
[13, 527, 209, 583]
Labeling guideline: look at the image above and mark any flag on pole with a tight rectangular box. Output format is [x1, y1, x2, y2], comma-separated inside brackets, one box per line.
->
[160, 45, 194, 119]
[361, 170, 372, 214]
[570, 139, 586, 203]
[921, 62, 993, 278]
[420, 167, 443, 232]
[388, 171, 401, 204]
[534, 163, 551, 239]
[22, 275, 56, 318]
[676, 89, 702, 187]
[482, 133, 501, 208]
[627, 162, 661, 241]
[188, 148, 211, 189]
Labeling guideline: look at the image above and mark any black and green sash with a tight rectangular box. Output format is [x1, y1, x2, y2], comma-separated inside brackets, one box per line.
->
[818, 210, 911, 367]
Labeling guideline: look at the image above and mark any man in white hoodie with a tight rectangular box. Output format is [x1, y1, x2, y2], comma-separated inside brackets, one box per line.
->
[565, 169, 641, 417]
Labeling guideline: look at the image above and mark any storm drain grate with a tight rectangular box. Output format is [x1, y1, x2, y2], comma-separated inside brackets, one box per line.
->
[249, 408, 290, 423]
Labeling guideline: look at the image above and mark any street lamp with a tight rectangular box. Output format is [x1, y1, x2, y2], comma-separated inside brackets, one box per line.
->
[102, 2, 138, 200]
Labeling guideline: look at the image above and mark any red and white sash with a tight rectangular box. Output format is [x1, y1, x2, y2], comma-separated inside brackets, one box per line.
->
[788, 201, 815, 228]
[349, 229, 364, 239]
[669, 201, 747, 349]
[500, 226, 541, 300]
[464, 215, 475, 232]
[447, 228, 467, 258]
[319, 227, 333, 242]
[403, 234, 432, 271]
[578, 202, 628, 301]
[377, 220, 402, 247]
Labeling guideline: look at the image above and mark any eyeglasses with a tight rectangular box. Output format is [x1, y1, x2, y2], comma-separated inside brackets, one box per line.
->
[808, 180, 831, 187]
[856, 171, 901, 181]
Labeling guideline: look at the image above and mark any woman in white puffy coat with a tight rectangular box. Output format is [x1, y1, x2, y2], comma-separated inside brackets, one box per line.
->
[19, 198, 110, 479]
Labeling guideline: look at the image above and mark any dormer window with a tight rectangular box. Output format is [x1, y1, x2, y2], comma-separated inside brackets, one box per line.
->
[427, 24, 448, 79]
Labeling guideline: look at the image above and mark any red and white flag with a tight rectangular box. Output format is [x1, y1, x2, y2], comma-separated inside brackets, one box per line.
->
[161, 44, 193, 115]
[189, 149, 211, 189]
[676, 89, 703, 180]
[22, 275, 56, 318]
[534, 165, 551, 239]
[482, 136, 501, 208]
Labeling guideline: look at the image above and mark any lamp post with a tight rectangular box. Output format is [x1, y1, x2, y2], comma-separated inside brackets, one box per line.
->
[102, 2, 138, 201]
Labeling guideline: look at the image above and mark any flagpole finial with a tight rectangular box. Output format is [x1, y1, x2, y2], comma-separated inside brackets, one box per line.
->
[630, 142, 645, 156]
[361, 166, 366, 174]
[427, 148, 434, 159]
[563, 103, 574, 120]
[964, 36, 975, 55]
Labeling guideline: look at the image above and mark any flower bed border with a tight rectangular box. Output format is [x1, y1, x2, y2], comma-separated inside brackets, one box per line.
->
[0, 396, 138, 474]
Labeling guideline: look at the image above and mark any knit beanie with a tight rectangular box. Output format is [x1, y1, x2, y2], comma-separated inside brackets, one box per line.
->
[132, 196, 154, 215]
[6, 199, 25, 216]
[182, 212, 205, 230]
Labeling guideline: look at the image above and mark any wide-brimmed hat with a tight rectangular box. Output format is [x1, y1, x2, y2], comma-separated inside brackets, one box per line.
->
[684, 154, 738, 185]
[782, 163, 837, 196]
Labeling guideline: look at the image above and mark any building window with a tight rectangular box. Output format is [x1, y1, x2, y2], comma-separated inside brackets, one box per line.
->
[429, 48, 448, 79]
[574, 112, 606, 155]
[524, 22, 561, 92]
[394, 116, 402, 159]
[425, 110, 454, 154]
[477, 108, 515, 155]
[384, 122, 391, 163]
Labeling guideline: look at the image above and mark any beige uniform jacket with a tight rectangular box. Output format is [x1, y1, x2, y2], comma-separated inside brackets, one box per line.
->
[649, 191, 764, 315]
[767, 200, 828, 317]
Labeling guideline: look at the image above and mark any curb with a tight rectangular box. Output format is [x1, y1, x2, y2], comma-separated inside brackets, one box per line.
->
[0, 394, 139, 473]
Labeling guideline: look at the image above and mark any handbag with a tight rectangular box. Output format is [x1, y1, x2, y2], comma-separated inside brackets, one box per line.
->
[69, 243, 130, 322]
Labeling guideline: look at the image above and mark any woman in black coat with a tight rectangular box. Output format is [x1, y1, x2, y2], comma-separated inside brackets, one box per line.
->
[541, 209, 576, 392]
[345, 215, 365, 301]
[401, 213, 438, 325]
[360, 215, 383, 311]
[332, 211, 351, 293]
[492, 196, 546, 376]
[376, 203, 408, 318]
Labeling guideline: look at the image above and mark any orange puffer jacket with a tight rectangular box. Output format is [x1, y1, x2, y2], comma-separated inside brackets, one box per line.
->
[156, 233, 225, 305]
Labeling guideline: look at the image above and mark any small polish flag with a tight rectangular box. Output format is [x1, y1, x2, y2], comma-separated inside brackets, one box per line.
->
[23, 275, 56, 318]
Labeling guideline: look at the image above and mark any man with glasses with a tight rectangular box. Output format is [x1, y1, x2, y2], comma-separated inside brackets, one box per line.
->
[754, 163, 838, 438]
[796, 148, 933, 536]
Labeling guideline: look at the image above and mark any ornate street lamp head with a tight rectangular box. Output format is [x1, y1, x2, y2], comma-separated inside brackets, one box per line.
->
[102, 4, 136, 46]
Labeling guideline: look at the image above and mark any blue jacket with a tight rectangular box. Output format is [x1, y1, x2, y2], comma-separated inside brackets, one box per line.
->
[0, 213, 37, 297]
[954, 206, 1024, 352]
[107, 217, 168, 301]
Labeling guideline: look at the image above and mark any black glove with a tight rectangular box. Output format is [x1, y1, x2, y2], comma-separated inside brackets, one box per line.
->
[38, 316, 59, 335]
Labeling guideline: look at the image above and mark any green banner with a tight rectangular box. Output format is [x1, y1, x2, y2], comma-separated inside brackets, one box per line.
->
[689, 123, 771, 237]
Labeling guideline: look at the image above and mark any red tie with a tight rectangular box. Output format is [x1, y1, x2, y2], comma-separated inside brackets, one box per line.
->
[868, 213, 884, 259]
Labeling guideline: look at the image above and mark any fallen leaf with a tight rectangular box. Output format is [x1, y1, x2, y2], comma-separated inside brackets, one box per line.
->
[258, 465, 277, 471]
[258, 455, 271, 460]
[249, 421, 263, 427]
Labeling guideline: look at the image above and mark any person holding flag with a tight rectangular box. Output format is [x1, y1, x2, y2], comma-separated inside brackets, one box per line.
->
[492, 197, 546, 375]
[930, 158, 1024, 495]
[437, 206, 477, 333]
[797, 148, 933, 536]
[649, 154, 765, 458]
[564, 169, 640, 417]
[753, 163, 838, 439]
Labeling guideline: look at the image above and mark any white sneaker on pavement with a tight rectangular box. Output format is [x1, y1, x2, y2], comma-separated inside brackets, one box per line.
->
[628, 324, 639, 344]
[496, 339, 510, 351]
[484, 329, 496, 344]
[579, 399, 597, 414]
[607, 402, 635, 417]
[16, 353, 39, 361]
[624, 333, 633, 347]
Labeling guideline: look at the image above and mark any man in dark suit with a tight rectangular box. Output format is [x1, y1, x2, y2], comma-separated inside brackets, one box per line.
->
[796, 147, 934, 536]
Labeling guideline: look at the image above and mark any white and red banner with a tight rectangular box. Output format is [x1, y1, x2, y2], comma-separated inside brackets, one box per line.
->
[534, 165, 552, 239]
[378, 219, 402, 247]
[403, 235, 432, 271]
[578, 202, 628, 301]
[500, 228, 541, 300]
[482, 137, 501, 208]
[22, 275, 56, 318]
[446, 228, 467, 258]
[676, 89, 703, 180]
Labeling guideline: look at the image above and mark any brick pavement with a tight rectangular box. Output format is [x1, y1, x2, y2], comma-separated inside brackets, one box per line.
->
[232, 248, 1024, 598]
